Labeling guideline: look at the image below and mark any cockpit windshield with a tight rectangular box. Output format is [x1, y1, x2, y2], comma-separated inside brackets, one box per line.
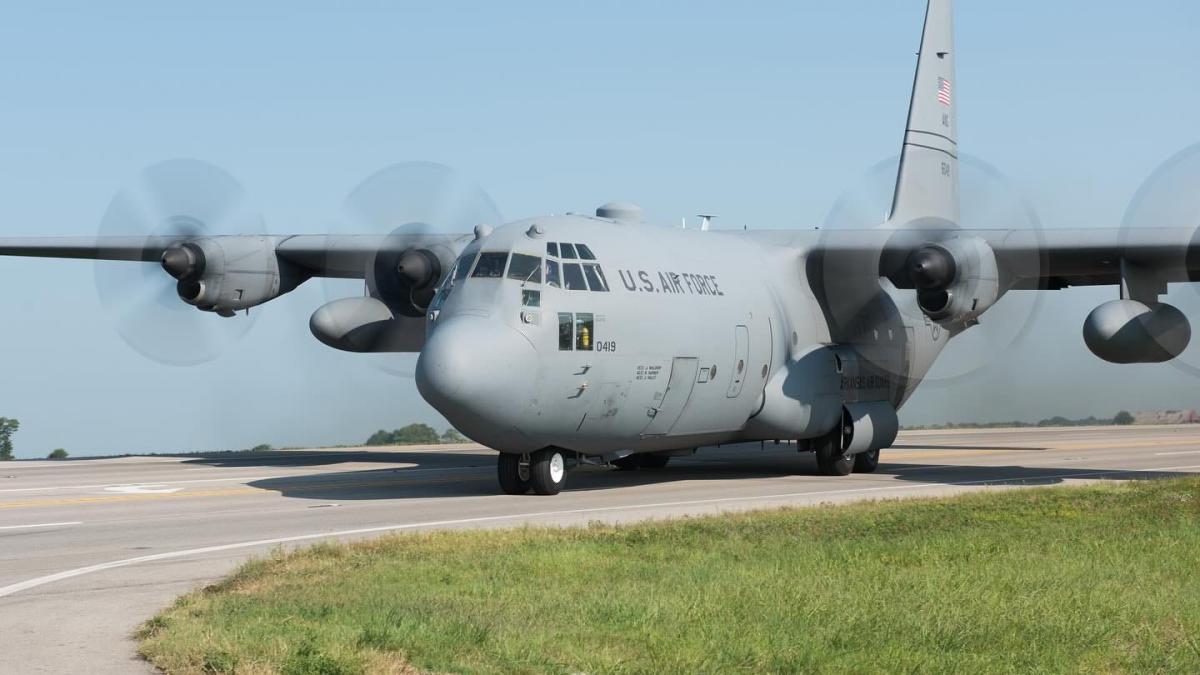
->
[471, 252, 508, 278]
[507, 253, 542, 284]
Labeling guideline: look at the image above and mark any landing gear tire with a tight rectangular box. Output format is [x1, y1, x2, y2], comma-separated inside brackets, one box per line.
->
[814, 435, 854, 477]
[530, 449, 567, 495]
[853, 448, 881, 474]
[498, 453, 532, 495]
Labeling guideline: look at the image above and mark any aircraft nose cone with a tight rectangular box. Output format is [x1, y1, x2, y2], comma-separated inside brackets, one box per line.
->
[416, 317, 538, 449]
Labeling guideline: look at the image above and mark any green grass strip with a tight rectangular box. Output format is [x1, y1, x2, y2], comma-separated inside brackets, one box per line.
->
[139, 477, 1200, 674]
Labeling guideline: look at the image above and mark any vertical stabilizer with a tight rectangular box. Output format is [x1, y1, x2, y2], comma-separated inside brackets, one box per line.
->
[890, 0, 958, 225]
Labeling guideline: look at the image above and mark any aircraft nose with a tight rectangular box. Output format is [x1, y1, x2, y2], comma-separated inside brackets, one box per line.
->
[415, 316, 538, 446]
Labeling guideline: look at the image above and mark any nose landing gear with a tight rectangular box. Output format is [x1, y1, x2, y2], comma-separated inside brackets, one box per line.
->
[498, 449, 567, 495]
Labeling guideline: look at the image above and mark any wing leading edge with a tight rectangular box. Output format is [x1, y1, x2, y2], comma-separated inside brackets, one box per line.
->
[0, 233, 470, 280]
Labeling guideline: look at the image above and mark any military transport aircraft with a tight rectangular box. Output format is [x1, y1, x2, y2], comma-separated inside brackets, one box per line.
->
[2, 0, 1197, 495]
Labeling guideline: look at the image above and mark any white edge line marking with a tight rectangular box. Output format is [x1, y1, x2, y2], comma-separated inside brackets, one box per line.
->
[1155, 450, 1200, 456]
[0, 521, 81, 531]
[2, 463, 1198, 600]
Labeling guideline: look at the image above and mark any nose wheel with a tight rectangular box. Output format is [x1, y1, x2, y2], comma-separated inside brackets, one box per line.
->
[498, 449, 567, 495]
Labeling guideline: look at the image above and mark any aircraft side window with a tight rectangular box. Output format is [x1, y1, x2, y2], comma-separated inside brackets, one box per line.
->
[582, 264, 608, 292]
[559, 243, 578, 259]
[522, 290, 541, 307]
[545, 259, 561, 288]
[575, 313, 594, 351]
[558, 313, 573, 350]
[562, 262, 586, 290]
[471, 252, 508, 278]
[453, 253, 477, 282]
[507, 253, 542, 284]
[576, 244, 596, 260]
[546, 242, 559, 258]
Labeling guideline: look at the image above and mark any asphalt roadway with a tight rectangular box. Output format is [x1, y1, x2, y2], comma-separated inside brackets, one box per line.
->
[3, 425, 1200, 674]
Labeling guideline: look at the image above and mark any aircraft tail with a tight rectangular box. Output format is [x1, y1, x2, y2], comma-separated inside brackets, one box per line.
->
[889, 0, 958, 225]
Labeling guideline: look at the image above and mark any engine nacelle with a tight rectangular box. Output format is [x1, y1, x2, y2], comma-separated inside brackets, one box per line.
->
[309, 297, 427, 353]
[162, 237, 302, 316]
[906, 237, 999, 326]
[1083, 299, 1191, 364]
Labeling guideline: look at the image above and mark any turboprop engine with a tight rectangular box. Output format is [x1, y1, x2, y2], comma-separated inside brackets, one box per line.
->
[904, 237, 1000, 327]
[1083, 299, 1191, 364]
[161, 237, 303, 316]
[309, 234, 459, 353]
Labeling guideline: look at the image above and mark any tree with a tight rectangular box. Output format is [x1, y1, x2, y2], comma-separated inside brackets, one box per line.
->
[366, 424, 443, 447]
[392, 423, 441, 445]
[0, 418, 18, 461]
[366, 429, 394, 446]
[1114, 410, 1136, 426]
[440, 428, 466, 444]
[47, 448, 68, 460]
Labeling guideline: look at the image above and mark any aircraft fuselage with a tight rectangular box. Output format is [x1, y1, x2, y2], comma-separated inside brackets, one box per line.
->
[415, 213, 950, 459]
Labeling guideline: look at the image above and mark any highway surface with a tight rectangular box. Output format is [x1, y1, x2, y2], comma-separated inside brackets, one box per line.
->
[3, 425, 1200, 673]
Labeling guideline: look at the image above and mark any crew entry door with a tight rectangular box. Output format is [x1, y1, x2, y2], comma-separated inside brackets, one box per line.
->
[642, 357, 699, 436]
[726, 325, 749, 398]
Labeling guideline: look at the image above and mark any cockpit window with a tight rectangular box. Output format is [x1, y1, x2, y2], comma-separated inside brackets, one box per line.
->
[453, 252, 477, 281]
[577, 244, 597, 260]
[546, 242, 559, 258]
[471, 252, 508, 278]
[545, 259, 561, 288]
[559, 243, 578, 259]
[562, 262, 586, 290]
[507, 253, 542, 284]
[582, 263, 608, 291]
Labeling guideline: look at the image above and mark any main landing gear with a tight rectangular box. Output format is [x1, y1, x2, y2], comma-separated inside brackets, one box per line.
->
[812, 428, 881, 476]
[498, 449, 567, 496]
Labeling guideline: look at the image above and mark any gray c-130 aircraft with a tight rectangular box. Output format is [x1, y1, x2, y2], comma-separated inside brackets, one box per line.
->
[2, 0, 1197, 495]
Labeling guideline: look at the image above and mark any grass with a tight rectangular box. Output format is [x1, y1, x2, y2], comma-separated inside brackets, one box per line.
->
[138, 477, 1200, 674]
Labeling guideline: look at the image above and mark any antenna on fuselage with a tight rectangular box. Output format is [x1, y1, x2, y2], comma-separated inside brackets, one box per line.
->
[698, 214, 716, 231]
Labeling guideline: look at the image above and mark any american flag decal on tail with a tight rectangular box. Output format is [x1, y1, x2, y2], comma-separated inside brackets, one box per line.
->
[937, 77, 952, 106]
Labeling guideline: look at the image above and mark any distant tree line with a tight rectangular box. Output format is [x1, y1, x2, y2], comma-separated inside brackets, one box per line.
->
[366, 423, 467, 447]
[910, 411, 1137, 430]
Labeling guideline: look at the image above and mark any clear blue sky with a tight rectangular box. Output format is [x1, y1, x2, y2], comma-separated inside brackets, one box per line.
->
[2, 1, 1199, 457]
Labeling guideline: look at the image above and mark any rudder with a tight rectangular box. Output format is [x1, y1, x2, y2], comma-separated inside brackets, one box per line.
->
[889, 0, 958, 225]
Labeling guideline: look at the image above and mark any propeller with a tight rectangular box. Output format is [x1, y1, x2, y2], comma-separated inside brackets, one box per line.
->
[93, 159, 265, 366]
[817, 154, 1046, 386]
[324, 161, 502, 378]
[1119, 142, 1200, 375]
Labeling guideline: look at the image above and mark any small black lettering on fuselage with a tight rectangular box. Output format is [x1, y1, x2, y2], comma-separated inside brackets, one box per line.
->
[618, 269, 723, 296]
[841, 375, 892, 391]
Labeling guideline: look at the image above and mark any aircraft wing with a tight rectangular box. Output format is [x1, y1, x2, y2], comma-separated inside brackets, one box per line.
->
[981, 227, 1198, 289]
[753, 227, 1200, 291]
[0, 233, 468, 280]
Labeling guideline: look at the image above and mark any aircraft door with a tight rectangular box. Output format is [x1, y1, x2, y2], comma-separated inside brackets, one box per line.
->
[726, 325, 750, 398]
[642, 357, 699, 436]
